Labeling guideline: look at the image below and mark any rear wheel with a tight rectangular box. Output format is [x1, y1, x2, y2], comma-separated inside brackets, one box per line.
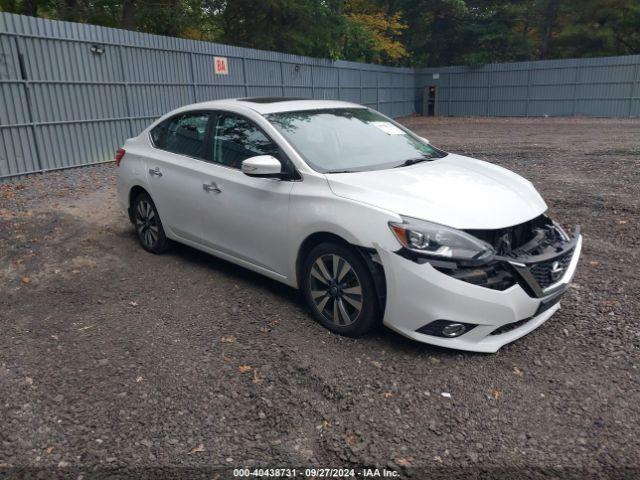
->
[132, 192, 169, 254]
[302, 242, 379, 337]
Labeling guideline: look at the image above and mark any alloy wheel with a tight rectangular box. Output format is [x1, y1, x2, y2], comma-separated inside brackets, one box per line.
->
[135, 200, 159, 248]
[308, 254, 363, 326]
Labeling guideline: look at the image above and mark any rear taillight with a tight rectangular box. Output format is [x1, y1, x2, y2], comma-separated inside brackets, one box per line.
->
[115, 148, 126, 167]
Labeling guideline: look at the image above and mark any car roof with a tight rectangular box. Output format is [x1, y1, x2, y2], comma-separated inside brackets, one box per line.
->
[178, 97, 365, 115]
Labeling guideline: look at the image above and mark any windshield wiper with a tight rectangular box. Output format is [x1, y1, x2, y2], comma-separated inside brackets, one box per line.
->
[326, 169, 354, 174]
[395, 156, 431, 168]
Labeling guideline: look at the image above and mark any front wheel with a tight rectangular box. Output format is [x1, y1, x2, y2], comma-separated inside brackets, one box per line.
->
[302, 242, 380, 337]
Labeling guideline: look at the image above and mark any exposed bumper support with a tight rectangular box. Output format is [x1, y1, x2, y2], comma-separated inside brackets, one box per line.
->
[375, 233, 582, 353]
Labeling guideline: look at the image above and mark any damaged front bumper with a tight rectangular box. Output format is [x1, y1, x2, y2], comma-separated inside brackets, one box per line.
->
[375, 227, 582, 353]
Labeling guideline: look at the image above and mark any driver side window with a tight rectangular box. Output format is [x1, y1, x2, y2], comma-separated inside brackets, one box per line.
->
[212, 113, 280, 169]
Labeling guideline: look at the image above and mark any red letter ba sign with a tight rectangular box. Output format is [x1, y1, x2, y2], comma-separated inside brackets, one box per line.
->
[214, 57, 229, 75]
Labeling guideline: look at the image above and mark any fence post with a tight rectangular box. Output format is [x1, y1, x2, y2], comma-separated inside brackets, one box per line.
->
[188, 52, 197, 103]
[628, 61, 639, 118]
[525, 66, 532, 117]
[485, 71, 491, 116]
[280, 62, 285, 97]
[242, 57, 249, 97]
[12, 36, 43, 172]
[376, 69, 380, 111]
[448, 72, 452, 116]
[310, 63, 316, 99]
[118, 44, 134, 136]
[571, 66, 579, 116]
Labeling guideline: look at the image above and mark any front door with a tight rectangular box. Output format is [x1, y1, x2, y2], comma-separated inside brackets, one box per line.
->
[424, 86, 437, 116]
[200, 112, 294, 277]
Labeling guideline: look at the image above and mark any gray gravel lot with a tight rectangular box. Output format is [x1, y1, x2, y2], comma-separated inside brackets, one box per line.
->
[1, 117, 639, 479]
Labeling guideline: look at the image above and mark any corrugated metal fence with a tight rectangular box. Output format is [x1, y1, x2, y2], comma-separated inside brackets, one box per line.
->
[0, 13, 415, 179]
[1, 11, 639, 179]
[415, 55, 640, 118]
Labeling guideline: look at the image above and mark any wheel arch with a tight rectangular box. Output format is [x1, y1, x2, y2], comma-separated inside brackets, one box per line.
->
[127, 185, 150, 223]
[295, 231, 387, 311]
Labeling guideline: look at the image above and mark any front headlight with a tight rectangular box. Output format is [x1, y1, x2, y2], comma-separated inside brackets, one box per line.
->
[389, 216, 494, 263]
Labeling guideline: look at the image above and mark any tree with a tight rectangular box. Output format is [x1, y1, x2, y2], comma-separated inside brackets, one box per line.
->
[211, 0, 346, 59]
[1, 0, 639, 66]
[342, 0, 408, 64]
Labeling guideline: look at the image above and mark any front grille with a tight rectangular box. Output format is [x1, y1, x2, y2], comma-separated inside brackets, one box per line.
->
[435, 262, 516, 291]
[528, 249, 574, 289]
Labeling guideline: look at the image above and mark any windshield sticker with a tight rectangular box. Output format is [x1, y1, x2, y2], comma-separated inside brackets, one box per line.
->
[370, 121, 405, 135]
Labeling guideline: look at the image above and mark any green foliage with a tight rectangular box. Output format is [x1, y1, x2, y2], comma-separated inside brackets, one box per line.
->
[1, 0, 639, 66]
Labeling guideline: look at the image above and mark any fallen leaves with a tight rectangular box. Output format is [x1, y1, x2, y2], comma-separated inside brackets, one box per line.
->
[395, 456, 413, 467]
[129, 301, 139, 307]
[238, 365, 252, 373]
[383, 391, 395, 398]
[220, 335, 236, 343]
[45, 447, 54, 454]
[188, 444, 205, 454]
[135, 376, 144, 383]
[513, 366, 524, 377]
[491, 389, 502, 400]
[2, 189, 15, 199]
[21, 276, 30, 285]
[252, 369, 262, 384]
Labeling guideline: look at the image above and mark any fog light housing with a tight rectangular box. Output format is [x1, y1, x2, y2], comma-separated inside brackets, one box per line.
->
[416, 320, 477, 338]
[441, 323, 466, 337]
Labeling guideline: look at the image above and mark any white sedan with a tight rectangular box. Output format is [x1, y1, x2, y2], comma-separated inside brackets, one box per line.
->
[116, 98, 581, 353]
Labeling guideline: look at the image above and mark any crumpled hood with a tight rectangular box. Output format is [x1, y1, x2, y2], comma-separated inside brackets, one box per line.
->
[326, 153, 547, 229]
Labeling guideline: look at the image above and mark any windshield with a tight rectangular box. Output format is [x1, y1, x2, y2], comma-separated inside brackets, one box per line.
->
[265, 108, 447, 173]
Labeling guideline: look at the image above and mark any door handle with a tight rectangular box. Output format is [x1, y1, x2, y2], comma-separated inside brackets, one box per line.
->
[203, 182, 222, 194]
[149, 167, 163, 177]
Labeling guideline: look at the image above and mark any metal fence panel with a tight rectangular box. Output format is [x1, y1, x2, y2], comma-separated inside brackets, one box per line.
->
[416, 54, 640, 118]
[2, 11, 639, 179]
[0, 12, 416, 179]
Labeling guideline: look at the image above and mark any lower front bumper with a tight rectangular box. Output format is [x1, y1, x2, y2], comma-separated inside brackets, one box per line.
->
[376, 234, 582, 353]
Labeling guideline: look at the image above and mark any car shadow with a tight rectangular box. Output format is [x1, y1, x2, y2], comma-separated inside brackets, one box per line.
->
[123, 228, 487, 359]
[168, 240, 305, 305]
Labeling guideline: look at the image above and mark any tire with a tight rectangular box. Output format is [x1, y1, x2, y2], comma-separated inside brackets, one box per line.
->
[302, 242, 380, 337]
[132, 192, 170, 254]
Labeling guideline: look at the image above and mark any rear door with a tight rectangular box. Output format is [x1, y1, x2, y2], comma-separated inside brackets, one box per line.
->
[200, 111, 295, 277]
[145, 111, 213, 245]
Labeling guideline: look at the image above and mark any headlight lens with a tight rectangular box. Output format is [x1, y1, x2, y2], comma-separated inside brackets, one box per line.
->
[389, 216, 494, 263]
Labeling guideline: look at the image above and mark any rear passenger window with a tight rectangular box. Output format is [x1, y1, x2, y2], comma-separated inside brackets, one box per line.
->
[212, 114, 280, 169]
[151, 112, 210, 159]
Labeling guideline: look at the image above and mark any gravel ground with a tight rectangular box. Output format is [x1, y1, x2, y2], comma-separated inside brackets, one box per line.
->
[1, 117, 639, 479]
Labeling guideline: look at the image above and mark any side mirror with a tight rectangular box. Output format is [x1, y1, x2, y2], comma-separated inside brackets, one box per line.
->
[241, 155, 282, 178]
[420, 136, 430, 144]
